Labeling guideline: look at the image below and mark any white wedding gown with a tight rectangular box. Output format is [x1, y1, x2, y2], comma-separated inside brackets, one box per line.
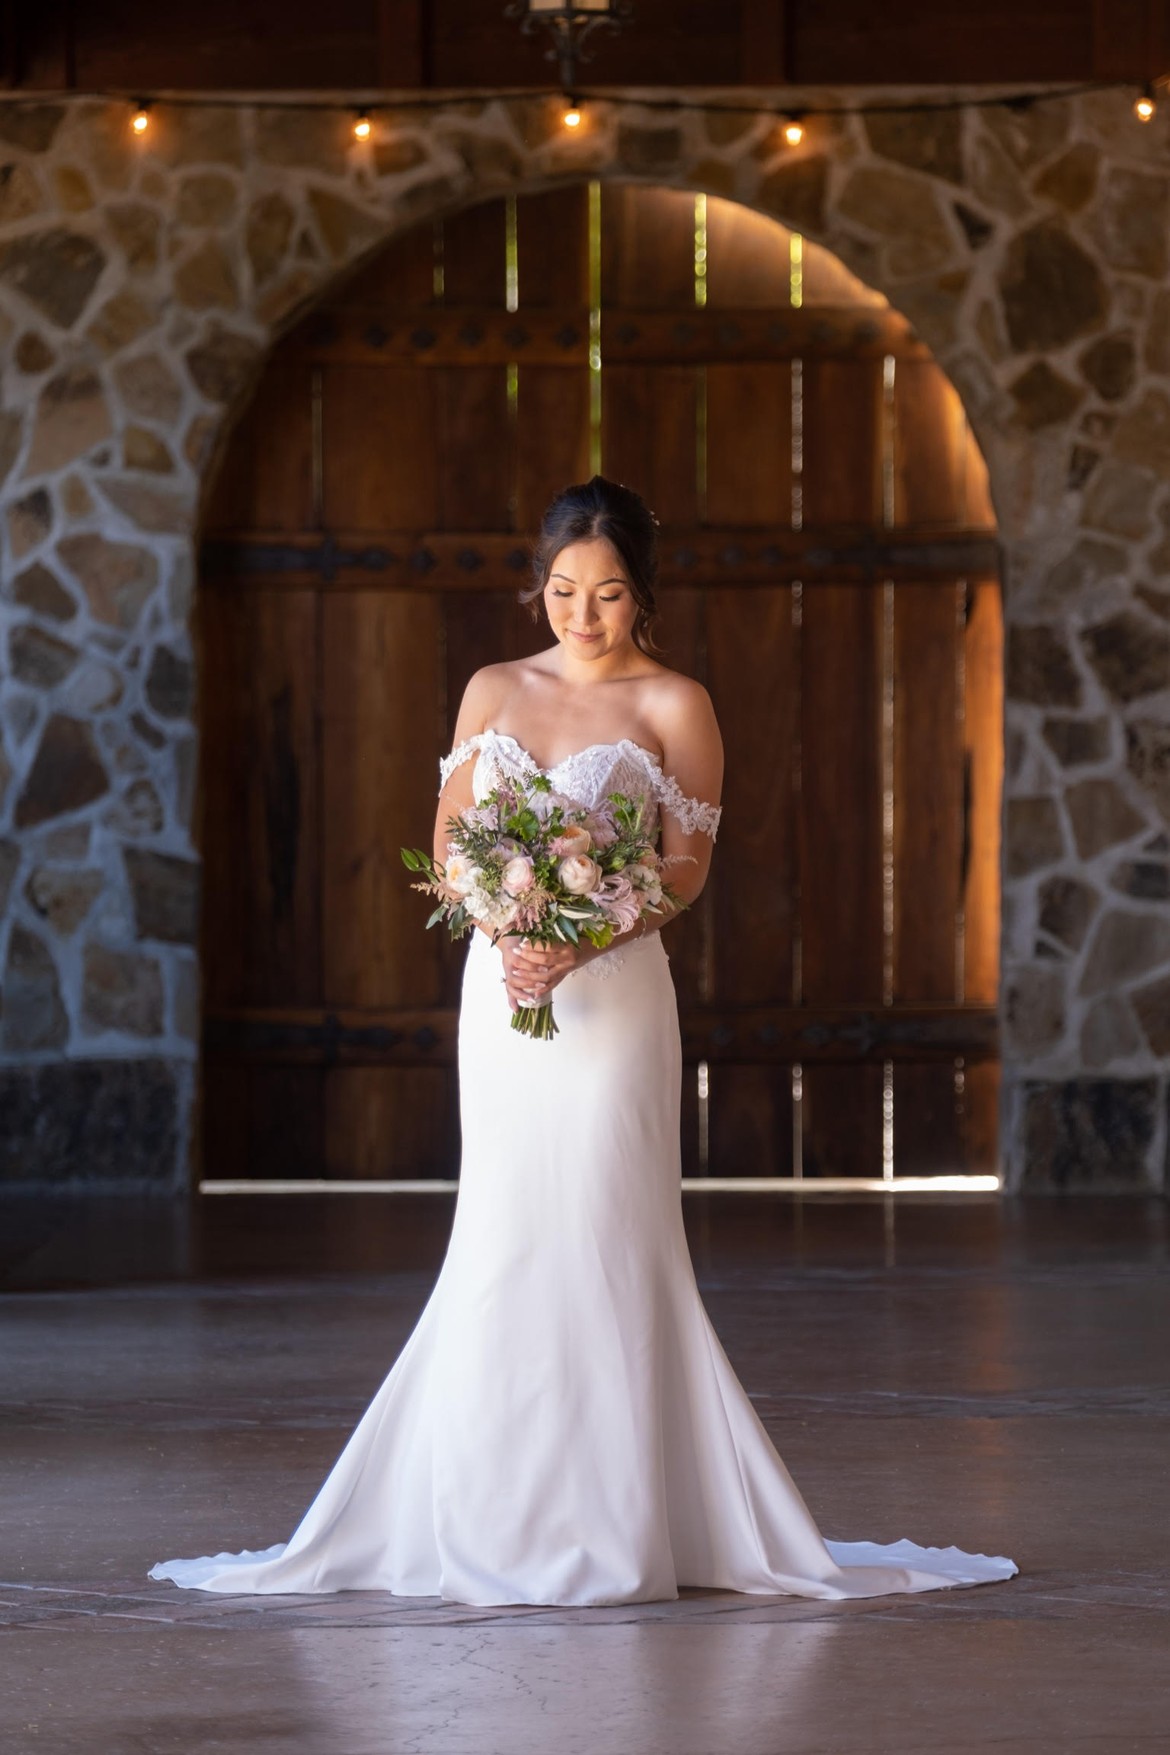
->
[149, 730, 1016, 1606]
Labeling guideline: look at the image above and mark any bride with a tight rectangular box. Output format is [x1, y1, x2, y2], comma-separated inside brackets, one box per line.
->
[150, 476, 1016, 1606]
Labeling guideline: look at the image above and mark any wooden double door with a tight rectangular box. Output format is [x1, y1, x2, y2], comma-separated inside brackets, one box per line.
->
[197, 182, 1002, 1185]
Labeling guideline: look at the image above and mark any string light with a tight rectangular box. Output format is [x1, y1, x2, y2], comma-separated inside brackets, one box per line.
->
[91, 78, 1161, 143]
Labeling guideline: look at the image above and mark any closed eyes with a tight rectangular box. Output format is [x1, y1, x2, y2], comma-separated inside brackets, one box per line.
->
[551, 589, 624, 601]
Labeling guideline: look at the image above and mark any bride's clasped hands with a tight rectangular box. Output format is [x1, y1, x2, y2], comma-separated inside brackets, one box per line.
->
[501, 936, 589, 1012]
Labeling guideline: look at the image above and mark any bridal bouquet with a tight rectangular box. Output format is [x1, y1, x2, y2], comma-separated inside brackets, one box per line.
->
[401, 775, 688, 1039]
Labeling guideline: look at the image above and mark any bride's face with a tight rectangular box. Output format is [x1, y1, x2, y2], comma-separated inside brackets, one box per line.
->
[544, 536, 638, 662]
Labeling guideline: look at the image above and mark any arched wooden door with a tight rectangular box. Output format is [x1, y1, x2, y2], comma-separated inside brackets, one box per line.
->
[197, 183, 1002, 1187]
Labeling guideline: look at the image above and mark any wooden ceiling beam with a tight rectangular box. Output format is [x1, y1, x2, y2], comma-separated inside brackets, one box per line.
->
[378, 0, 427, 88]
[739, 0, 788, 83]
[1091, 0, 1166, 80]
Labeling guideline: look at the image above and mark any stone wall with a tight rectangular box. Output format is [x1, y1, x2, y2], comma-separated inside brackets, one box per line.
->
[0, 88, 1166, 1191]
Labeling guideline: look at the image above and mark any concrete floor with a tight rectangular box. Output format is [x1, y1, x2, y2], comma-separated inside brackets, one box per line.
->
[2, 1193, 1169, 1754]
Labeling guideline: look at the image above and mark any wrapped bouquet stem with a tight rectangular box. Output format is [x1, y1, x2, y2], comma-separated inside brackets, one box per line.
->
[402, 773, 689, 1039]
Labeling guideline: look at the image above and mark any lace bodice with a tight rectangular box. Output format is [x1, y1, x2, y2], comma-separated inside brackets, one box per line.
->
[438, 729, 722, 841]
[437, 729, 721, 979]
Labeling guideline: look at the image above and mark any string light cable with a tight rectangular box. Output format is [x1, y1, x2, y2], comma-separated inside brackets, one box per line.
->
[0, 77, 1160, 135]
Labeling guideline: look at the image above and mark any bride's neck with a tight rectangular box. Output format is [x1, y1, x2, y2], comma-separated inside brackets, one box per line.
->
[555, 640, 645, 686]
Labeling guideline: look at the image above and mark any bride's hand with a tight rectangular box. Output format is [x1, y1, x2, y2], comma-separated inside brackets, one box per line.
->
[500, 937, 590, 1011]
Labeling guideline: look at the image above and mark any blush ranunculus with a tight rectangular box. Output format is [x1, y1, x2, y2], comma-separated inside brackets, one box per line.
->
[551, 822, 593, 857]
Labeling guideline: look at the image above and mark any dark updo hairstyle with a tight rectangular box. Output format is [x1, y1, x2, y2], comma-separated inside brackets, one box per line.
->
[519, 474, 661, 656]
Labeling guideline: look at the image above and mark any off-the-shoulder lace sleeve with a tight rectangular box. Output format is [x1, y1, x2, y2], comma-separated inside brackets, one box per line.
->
[438, 734, 485, 793]
[655, 771, 722, 840]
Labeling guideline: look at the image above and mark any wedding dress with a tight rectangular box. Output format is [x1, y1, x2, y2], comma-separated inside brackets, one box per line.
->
[149, 729, 1016, 1606]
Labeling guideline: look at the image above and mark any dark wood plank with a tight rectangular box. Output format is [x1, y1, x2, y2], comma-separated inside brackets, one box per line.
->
[324, 1066, 459, 1178]
[517, 185, 590, 307]
[203, 1000, 998, 1067]
[601, 365, 699, 527]
[435, 365, 511, 531]
[962, 579, 1004, 1004]
[800, 357, 883, 527]
[1091, 0, 1158, 78]
[892, 1060, 965, 1176]
[283, 304, 925, 368]
[334, 215, 437, 306]
[202, 361, 314, 534]
[681, 1005, 998, 1064]
[960, 1059, 1001, 1177]
[707, 1063, 795, 1178]
[321, 362, 437, 530]
[431, 0, 744, 85]
[893, 1058, 1002, 1177]
[892, 358, 975, 529]
[376, 0, 425, 86]
[320, 590, 445, 1008]
[706, 586, 796, 1006]
[441, 197, 506, 306]
[53, 0, 1104, 94]
[513, 365, 591, 531]
[705, 363, 792, 526]
[201, 1062, 325, 1181]
[739, 0, 789, 80]
[704, 197, 793, 309]
[601, 185, 697, 311]
[197, 586, 321, 1010]
[202, 527, 1001, 592]
[799, 583, 884, 1005]
[893, 580, 963, 1002]
[797, 2, 1092, 81]
[963, 425, 998, 529]
[800, 1063, 884, 1178]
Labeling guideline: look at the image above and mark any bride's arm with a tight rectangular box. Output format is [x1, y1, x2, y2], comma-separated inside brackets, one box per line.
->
[434, 667, 503, 944]
[648, 676, 724, 911]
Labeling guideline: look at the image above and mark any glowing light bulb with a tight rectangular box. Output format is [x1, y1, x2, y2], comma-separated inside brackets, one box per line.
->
[1135, 85, 1156, 122]
[353, 110, 372, 141]
[563, 102, 582, 128]
[783, 116, 804, 146]
[131, 103, 151, 136]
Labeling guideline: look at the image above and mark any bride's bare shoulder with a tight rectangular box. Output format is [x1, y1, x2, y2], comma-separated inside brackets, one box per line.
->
[455, 655, 549, 733]
[638, 663, 718, 727]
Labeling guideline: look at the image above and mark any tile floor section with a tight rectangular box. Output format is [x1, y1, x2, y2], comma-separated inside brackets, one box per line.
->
[2, 1193, 1168, 1753]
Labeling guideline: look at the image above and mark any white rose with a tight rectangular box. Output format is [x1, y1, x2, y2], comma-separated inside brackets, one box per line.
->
[444, 854, 481, 897]
[558, 853, 602, 896]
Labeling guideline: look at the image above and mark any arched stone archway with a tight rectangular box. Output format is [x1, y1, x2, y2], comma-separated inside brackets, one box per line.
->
[0, 90, 1166, 1190]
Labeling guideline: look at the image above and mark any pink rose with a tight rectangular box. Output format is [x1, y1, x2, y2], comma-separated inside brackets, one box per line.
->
[502, 855, 535, 895]
[558, 853, 602, 895]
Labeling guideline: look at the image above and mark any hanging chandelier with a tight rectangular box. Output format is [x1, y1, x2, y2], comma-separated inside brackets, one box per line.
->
[505, 0, 634, 97]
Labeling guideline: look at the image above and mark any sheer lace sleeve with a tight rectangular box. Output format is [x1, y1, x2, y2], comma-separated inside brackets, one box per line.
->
[655, 771, 722, 841]
[438, 735, 485, 793]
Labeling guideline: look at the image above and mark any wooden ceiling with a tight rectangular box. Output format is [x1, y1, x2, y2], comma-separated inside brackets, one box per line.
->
[4, 0, 1165, 93]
